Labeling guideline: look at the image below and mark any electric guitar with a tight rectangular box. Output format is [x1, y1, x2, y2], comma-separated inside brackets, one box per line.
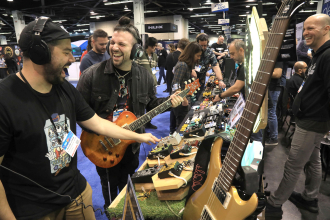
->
[80, 79, 200, 168]
[183, 1, 307, 219]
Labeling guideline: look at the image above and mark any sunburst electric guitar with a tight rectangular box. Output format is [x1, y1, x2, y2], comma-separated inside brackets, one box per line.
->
[183, 1, 307, 219]
[80, 79, 200, 168]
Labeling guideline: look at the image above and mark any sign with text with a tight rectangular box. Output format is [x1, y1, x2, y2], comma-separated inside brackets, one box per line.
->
[211, 2, 229, 12]
[145, 23, 178, 33]
[228, 93, 245, 129]
[218, 19, 230, 25]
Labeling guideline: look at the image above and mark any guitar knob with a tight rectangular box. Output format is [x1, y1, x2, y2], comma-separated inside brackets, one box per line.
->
[116, 154, 120, 158]
[110, 159, 114, 164]
[108, 151, 112, 155]
[103, 157, 107, 161]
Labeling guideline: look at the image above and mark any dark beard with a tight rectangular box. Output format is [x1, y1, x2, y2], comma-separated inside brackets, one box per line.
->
[43, 63, 66, 85]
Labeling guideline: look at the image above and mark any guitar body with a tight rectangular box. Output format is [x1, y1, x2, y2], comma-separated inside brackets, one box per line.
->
[183, 138, 258, 220]
[80, 111, 137, 168]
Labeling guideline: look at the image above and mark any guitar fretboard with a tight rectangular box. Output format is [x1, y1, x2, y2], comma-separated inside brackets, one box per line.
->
[128, 89, 190, 131]
[215, 1, 296, 193]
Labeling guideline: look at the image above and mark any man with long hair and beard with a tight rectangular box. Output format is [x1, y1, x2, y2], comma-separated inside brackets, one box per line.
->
[77, 16, 183, 210]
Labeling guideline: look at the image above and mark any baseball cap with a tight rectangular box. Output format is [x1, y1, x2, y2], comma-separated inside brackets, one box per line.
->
[19, 17, 83, 51]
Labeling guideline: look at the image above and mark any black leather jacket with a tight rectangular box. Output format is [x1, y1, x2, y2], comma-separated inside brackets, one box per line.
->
[77, 58, 169, 153]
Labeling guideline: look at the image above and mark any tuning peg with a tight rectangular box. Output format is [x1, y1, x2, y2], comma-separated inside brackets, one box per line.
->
[194, 91, 197, 93]
[198, 88, 200, 91]
[192, 78, 195, 81]
[184, 81, 187, 85]
[188, 79, 191, 83]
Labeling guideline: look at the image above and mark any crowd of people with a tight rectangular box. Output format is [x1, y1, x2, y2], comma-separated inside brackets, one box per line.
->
[0, 12, 329, 220]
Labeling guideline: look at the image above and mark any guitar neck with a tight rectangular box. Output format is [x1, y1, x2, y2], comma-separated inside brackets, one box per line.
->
[128, 89, 189, 131]
[217, 4, 293, 192]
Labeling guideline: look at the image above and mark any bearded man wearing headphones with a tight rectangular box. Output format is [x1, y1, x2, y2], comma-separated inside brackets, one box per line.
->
[77, 16, 183, 209]
[0, 17, 168, 220]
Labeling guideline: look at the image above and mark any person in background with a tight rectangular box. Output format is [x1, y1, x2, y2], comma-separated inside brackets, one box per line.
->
[4, 54, 18, 75]
[171, 42, 202, 134]
[77, 16, 183, 209]
[195, 33, 226, 99]
[79, 36, 93, 76]
[266, 14, 330, 219]
[287, 61, 307, 98]
[265, 60, 283, 146]
[0, 53, 6, 79]
[80, 29, 110, 74]
[211, 35, 228, 72]
[169, 43, 176, 53]
[165, 38, 190, 135]
[297, 37, 312, 65]
[157, 43, 167, 88]
[135, 37, 158, 129]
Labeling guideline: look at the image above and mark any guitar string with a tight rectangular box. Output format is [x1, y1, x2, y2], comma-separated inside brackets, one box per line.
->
[202, 1, 291, 218]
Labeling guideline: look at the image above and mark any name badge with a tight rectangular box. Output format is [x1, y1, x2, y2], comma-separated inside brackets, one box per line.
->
[195, 65, 201, 72]
[152, 67, 157, 74]
[62, 130, 81, 157]
[298, 81, 305, 93]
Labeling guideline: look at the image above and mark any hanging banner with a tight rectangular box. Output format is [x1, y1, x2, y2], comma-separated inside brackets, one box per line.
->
[218, 19, 230, 25]
[322, 0, 330, 16]
[211, 2, 229, 13]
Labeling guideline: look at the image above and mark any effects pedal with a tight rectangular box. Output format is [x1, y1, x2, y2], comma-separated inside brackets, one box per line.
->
[157, 132, 182, 146]
[148, 144, 173, 159]
[183, 123, 206, 138]
[132, 165, 163, 183]
[158, 161, 183, 179]
[170, 143, 192, 159]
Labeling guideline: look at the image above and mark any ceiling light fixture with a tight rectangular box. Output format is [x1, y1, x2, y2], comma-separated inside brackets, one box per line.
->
[124, 5, 131, 11]
[190, 14, 216, 17]
[144, 10, 158, 13]
[104, 0, 133, 5]
[204, 0, 213, 5]
[246, 5, 250, 8]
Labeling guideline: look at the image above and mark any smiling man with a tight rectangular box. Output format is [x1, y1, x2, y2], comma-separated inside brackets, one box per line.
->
[77, 16, 183, 209]
[0, 17, 164, 220]
[265, 14, 330, 219]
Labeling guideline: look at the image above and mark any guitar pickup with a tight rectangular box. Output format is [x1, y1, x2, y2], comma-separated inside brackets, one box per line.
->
[99, 140, 108, 152]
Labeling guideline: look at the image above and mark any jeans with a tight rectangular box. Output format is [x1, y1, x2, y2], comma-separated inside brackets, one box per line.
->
[267, 90, 280, 140]
[157, 66, 166, 85]
[170, 104, 189, 134]
[268, 125, 324, 207]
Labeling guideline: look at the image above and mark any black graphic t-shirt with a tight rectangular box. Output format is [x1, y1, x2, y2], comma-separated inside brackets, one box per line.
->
[0, 74, 95, 219]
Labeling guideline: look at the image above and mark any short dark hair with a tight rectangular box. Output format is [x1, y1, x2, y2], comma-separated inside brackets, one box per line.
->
[177, 38, 190, 50]
[179, 42, 202, 69]
[196, 33, 208, 43]
[145, 37, 157, 49]
[114, 16, 141, 45]
[92, 29, 108, 41]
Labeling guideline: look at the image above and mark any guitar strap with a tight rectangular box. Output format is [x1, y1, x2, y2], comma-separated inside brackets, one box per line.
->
[186, 133, 231, 204]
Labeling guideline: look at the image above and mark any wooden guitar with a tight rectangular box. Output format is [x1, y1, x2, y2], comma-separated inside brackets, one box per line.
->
[80, 79, 200, 168]
[183, 1, 307, 219]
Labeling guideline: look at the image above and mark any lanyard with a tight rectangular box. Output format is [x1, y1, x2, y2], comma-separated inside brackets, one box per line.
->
[146, 52, 153, 68]
[19, 70, 69, 144]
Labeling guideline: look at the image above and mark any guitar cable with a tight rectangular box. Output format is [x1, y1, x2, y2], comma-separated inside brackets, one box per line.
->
[0, 164, 117, 219]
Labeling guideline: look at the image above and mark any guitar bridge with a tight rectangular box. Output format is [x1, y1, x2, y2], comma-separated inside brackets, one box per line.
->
[200, 206, 215, 220]
[212, 179, 232, 209]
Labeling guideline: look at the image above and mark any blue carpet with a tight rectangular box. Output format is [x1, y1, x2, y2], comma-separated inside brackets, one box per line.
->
[73, 70, 170, 219]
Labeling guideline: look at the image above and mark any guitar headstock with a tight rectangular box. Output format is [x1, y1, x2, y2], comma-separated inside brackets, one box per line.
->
[276, 0, 309, 18]
[185, 78, 201, 96]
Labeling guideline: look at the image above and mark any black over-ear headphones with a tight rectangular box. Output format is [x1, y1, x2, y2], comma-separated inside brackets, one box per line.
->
[106, 25, 144, 60]
[28, 17, 52, 65]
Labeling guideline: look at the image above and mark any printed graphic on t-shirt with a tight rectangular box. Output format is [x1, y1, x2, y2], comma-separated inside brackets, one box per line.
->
[307, 63, 315, 76]
[44, 113, 71, 176]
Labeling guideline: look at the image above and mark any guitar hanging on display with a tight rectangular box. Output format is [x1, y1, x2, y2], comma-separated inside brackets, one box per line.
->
[183, 1, 308, 220]
[80, 79, 200, 168]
